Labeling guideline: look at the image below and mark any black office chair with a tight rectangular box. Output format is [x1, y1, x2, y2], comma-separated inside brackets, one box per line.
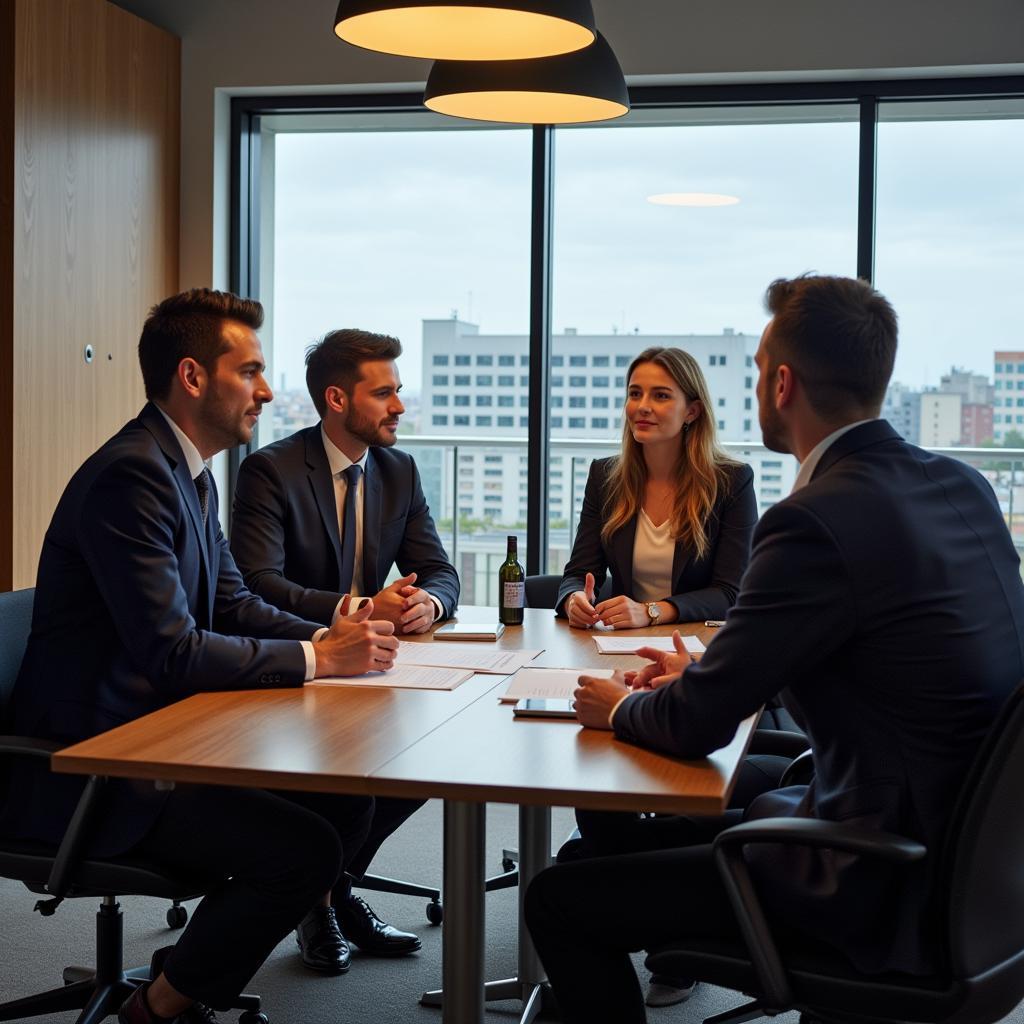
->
[525, 574, 562, 609]
[645, 681, 1024, 1024]
[0, 588, 266, 1024]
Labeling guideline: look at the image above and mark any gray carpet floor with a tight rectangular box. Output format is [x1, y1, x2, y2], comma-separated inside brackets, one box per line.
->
[1, 800, 1021, 1024]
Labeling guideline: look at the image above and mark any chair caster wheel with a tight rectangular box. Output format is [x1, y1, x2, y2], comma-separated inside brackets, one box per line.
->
[166, 904, 188, 929]
[501, 858, 515, 873]
[239, 1012, 268, 1024]
[426, 900, 443, 925]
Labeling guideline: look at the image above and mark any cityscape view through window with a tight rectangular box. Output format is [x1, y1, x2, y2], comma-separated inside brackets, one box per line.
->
[254, 100, 1024, 604]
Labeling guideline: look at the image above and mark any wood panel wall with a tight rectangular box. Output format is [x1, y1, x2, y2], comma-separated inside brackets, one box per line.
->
[3, 0, 180, 590]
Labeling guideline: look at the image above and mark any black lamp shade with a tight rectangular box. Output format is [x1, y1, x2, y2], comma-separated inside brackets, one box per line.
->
[424, 31, 629, 125]
[333, 0, 597, 61]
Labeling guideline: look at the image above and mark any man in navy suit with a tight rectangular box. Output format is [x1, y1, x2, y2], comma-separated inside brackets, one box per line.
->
[525, 275, 1024, 1024]
[230, 329, 459, 966]
[2, 290, 401, 1024]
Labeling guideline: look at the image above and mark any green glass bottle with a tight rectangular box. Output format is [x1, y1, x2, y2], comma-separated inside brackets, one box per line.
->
[498, 535, 525, 625]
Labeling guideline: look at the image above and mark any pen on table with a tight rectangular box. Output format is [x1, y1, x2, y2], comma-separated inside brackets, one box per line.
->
[704, 620, 725, 627]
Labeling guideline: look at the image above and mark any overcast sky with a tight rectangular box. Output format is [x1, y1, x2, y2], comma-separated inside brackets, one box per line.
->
[269, 111, 1023, 398]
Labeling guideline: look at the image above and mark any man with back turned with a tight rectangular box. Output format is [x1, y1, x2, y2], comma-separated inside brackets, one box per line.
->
[526, 275, 1024, 1023]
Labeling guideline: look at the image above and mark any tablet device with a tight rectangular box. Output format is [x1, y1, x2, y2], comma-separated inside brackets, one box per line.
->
[513, 698, 577, 719]
[434, 623, 505, 641]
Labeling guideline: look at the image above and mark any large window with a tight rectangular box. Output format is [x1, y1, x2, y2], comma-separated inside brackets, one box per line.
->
[235, 80, 1024, 585]
[547, 108, 859, 569]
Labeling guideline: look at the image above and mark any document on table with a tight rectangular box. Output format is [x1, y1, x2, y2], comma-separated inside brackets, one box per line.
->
[396, 641, 543, 674]
[592, 634, 706, 656]
[307, 665, 473, 691]
[499, 667, 616, 704]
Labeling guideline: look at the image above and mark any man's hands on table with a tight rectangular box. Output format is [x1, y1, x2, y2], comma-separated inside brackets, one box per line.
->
[314, 599, 399, 676]
[573, 631, 695, 729]
[364, 572, 437, 634]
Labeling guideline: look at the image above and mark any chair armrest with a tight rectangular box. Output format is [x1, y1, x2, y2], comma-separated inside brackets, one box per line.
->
[748, 730, 810, 759]
[711, 818, 928, 1011]
[715, 818, 927, 863]
[0, 735, 62, 759]
[778, 749, 813, 788]
[43, 773, 109, 905]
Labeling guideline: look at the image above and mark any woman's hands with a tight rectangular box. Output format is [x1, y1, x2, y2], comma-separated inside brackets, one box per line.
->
[567, 572, 678, 631]
[566, 572, 600, 628]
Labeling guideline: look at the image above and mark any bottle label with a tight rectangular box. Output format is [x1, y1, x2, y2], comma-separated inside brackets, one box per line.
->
[503, 581, 525, 609]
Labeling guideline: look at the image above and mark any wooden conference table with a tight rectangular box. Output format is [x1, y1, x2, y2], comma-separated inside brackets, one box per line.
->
[53, 608, 756, 1024]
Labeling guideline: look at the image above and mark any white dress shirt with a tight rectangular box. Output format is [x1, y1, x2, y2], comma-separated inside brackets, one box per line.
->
[321, 426, 444, 623]
[156, 406, 323, 681]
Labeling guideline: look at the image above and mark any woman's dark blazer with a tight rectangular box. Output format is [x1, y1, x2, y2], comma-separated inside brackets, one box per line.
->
[556, 458, 758, 622]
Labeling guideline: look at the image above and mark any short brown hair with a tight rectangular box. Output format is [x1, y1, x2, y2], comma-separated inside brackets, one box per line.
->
[764, 275, 897, 418]
[138, 288, 263, 400]
[305, 329, 403, 418]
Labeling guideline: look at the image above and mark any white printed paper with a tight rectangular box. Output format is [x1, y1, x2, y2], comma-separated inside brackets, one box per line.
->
[396, 641, 543, 674]
[308, 664, 473, 691]
[592, 634, 706, 655]
[499, 667, 616, 704]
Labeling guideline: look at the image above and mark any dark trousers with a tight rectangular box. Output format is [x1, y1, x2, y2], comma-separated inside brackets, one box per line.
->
[526, 839, 743, 1024]
[342, 796, 427, 887]
[131, 784, 374, 1007]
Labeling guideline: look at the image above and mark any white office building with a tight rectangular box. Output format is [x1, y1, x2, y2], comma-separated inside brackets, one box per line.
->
[420, 318, 796, 540]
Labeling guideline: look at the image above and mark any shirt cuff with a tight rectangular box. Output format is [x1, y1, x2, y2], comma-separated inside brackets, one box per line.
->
[350, 596, 370, 612]
[331, 597, 346, 624]
[427, 594, 445, 622]
[608, 691, 632, 728]
[302, 630, 329, 682]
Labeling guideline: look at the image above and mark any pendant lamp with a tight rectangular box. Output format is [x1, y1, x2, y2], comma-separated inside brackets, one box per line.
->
[423, 31, 629, 125]
[333, 1, 596, 61]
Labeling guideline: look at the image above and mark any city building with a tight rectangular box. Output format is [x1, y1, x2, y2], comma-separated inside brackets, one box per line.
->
[994, 353, 1024, 443]
[419, 318, 796, 558]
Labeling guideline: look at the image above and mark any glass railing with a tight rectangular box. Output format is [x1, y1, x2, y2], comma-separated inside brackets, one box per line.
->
[396, 434, 1024, 605]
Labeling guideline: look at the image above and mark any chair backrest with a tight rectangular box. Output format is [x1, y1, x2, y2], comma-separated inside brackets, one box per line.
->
[0, 588, 34, 728]
[525, 574, 561, 609]
[943, 681, 1024, 980]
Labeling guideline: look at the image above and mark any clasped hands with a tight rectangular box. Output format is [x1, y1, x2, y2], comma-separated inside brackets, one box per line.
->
[573, 631, 694, 730]
[566, 572, 672, 630]
[365, 572, 437, 635]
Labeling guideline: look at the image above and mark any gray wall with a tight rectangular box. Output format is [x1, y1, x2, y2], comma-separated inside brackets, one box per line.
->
[109, 0, 1024, 290]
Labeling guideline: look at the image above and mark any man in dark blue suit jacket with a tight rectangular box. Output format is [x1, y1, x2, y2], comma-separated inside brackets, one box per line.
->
[526, 275, 1024, 1024]
[230, 329, 459, 964]
[231, 329, 458, 631]
[2, 290, 401, 1024]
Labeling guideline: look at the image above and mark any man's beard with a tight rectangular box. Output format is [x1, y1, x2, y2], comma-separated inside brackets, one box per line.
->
[202, 387, 257, 449]
[346, 406, 397, 448]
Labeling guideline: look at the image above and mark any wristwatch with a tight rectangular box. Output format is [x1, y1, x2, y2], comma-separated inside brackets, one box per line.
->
[646, 602, 661, 625]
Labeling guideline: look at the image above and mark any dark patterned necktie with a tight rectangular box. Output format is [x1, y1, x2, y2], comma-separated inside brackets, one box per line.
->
[194, 467, 210, 525]
[338, 463, 363, 594]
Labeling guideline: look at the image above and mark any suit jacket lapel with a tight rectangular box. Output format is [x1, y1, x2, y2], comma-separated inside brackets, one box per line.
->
[305, 428, 343, 575]
[362, 452, 383, 595]
[610, 515, 638, 597]
[138, 403, 213, 622]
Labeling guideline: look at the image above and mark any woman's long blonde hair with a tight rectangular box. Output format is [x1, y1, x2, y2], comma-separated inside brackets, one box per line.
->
[601, 347, 741, 561]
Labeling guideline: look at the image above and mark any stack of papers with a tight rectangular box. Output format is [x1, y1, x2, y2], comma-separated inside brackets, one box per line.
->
[396, 641, 543, 674]
[499, 667, 615, 704]
[592, 634, 705, 656]
[308, 665, 473, 691]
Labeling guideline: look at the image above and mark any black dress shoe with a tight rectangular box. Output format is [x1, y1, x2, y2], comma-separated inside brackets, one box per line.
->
[296, 906, 351, 973]
[336, 894, 422, 956]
